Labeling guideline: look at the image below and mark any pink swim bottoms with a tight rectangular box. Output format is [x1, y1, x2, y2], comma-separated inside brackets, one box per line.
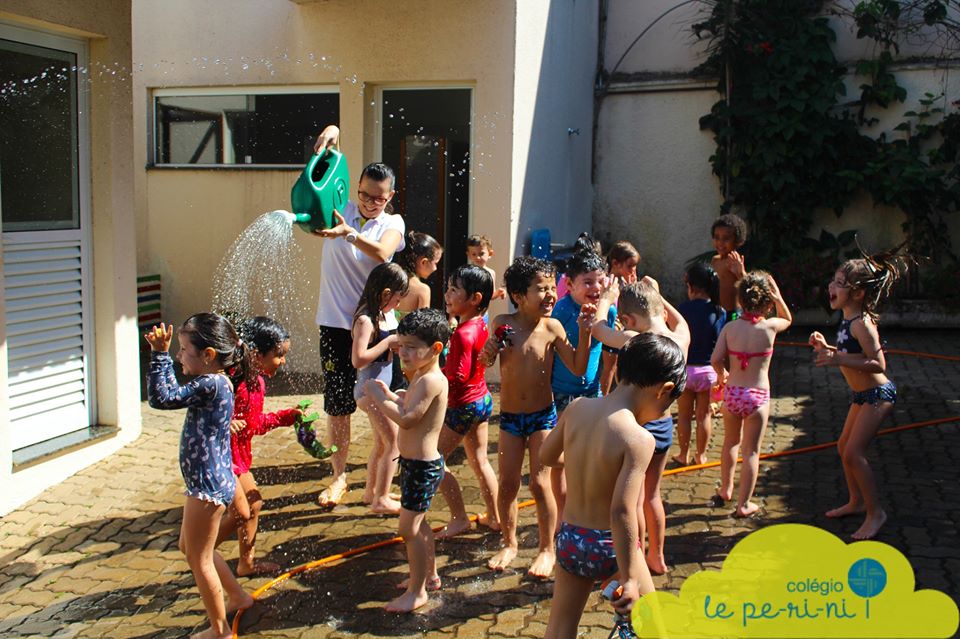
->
[685, 365, 717, 393]
[723, 385, 770, 418]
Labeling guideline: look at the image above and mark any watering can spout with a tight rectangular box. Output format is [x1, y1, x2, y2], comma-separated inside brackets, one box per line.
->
[290, 149, 350, 234]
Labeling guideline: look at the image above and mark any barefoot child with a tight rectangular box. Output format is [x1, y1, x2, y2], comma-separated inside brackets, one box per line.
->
[710, 213, 747, 320]
[365, 309, 452, 612]
[466, 234, 506, 303]
[436, 265, 500, 538]
[216, 317, 300, 576]
[592, 277, 690, 575]
[146, 314, 252, 639]
[394, 232, 443, 388]
[541, 333, 686, 638]
[809, 247, 909, 540]
[675, 263, 725, 466]
[353, 262, 409, 514]
[711, 272, 792, 518]
[481, 256, 593, 577]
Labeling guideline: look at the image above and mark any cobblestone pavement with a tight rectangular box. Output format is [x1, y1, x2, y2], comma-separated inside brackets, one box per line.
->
[1, 328, 958, 638]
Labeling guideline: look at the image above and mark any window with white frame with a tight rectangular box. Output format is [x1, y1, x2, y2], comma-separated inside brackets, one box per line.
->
[152, 86, 339, 166]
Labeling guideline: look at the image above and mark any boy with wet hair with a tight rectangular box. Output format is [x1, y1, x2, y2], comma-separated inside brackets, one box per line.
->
[466, 234, 506, 301]
[481, 255, 593, 577]
[365, 308, 452, 613]
[542, 333, 686, 638]
[592, 277, 690, 576]
[710, 213, 748, 319]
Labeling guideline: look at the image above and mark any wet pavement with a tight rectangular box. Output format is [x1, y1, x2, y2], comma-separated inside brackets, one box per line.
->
[1, 327, 958, 638]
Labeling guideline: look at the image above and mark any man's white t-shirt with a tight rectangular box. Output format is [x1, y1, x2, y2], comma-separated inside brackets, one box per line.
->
[315, 200, 406, 331]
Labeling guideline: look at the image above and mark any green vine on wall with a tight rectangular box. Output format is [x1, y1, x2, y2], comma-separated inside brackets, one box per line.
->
[693, 0, 960, 306]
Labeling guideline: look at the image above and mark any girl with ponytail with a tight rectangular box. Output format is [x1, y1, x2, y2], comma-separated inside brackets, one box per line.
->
[809, 243, 912, 540]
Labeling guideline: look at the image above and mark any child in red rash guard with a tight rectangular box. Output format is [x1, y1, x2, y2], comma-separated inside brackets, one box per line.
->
[434, 264, 501, 540]
[216, 316, 300, 576]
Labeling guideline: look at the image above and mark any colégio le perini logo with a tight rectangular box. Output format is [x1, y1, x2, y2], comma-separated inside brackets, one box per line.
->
[631, 524, 958, 638]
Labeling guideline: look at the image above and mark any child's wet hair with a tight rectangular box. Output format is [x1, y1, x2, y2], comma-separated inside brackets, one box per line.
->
[232, 316, 289, 387]
[466, 234, 494, 252]
[504, 256, 556, 304]
[606, 241, 640, 270]
[397, 231, 442, 276]
[360, 162, 395, 189]
[737, 271, 775, 314]
[179, 313, 249, 378]
[449, 264, 493, 312]
[617, 333, 686, 398]
[398, 307, 452, 347]
[838, 243, 912, 320]
[565, 249, 605, 281]
[354, 263, 409, 345]
[572, 231, 602, 256]
[711, 213, 748, 244]
[618, 280, 664, 319]
[686, 262, 721, 308]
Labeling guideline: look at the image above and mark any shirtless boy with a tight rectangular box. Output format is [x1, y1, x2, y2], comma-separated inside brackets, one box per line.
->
[365, 308, 452, 613]
[542, 333, 686, 638]
[481, 256, 592, 577]
[592, 277, 690, 575]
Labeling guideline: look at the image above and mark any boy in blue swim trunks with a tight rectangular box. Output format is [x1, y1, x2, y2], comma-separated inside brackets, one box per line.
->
[591, 276, 690, 576]
[365, 308, 452, 613]
[481, 256, 593, 577]
[541, 333, 686, 638]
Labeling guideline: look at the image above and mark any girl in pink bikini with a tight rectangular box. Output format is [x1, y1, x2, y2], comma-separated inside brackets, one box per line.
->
[711, 271, 792, 517]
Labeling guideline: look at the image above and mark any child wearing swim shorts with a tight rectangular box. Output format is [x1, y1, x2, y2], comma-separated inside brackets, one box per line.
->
[541, 333, 686, 638]
[146, 314, 252, 639]
[216, 317, 301, 577]
[364, 308, 452, 613]
[435, 265, 500, 538]
[481, 256, 593, 577]
[711, 272, 791, 518]
[675, 263, 726, 466]
[809, 246, 910, 540]
[592, 277, 690, 575]
[710, 213, 747, 321]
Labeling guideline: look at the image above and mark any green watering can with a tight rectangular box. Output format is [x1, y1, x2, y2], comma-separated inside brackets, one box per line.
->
[290, 148, 350, 233]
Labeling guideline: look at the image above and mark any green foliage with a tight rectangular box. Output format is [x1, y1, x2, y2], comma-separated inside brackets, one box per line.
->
[694, 0, 959, 306]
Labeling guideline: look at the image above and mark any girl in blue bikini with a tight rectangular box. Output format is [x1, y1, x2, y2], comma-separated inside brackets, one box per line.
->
[146, 314, 252, 639]
[809, 248, 909, 540]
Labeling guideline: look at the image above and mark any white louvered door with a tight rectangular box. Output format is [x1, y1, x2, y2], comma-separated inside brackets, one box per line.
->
[1, 28, 94, 451]
[3, 233, 91, 448]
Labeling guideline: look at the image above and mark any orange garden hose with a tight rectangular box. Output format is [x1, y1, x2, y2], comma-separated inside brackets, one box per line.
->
[232, 344, 960, 636]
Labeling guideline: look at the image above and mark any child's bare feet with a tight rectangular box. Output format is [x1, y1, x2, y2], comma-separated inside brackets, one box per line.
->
[527, 549, 556, 579]
[369, 497, 402, 515]
[693, 453, 708, 466]
[436, 518, 472, 539]
[646, 555, 669, 575]
[396, 574, 441, 591]
[225, 591, 255, 614]
[712, 487, 733, 505]
[190, 628, 232, 639]
[362, 489, 374, 505]
[476, 512, 501, 532]
[237, 560, 281, 577]
[825, 502, 865, 518]
[852, 510, 887, 540]
[734, 502, 761, 518]
[385, 590, 430, 613]
[488, 545, 518, 572]
[318, 477, 348, 508]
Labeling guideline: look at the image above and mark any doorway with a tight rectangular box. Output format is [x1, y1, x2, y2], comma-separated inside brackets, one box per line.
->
[380, 88, 471, 306]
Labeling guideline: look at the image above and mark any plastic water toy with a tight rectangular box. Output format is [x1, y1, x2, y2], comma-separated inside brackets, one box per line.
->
[601, 580, 638, 639]
[293, 400, 337, 460]
[290, 148, 350, 233]
[494, 324, 514, 349]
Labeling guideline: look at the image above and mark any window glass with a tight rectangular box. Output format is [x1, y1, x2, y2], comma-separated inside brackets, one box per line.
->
[154, 90, 339, 165]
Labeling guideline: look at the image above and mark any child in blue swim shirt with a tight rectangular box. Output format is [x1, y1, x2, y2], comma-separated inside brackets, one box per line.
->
[145, 313, 252, 639]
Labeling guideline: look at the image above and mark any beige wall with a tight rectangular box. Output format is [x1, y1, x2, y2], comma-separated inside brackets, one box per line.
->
[596, 0, 960, 303]
[0, 1, 139, 514]
[134, 0, 524, 371]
